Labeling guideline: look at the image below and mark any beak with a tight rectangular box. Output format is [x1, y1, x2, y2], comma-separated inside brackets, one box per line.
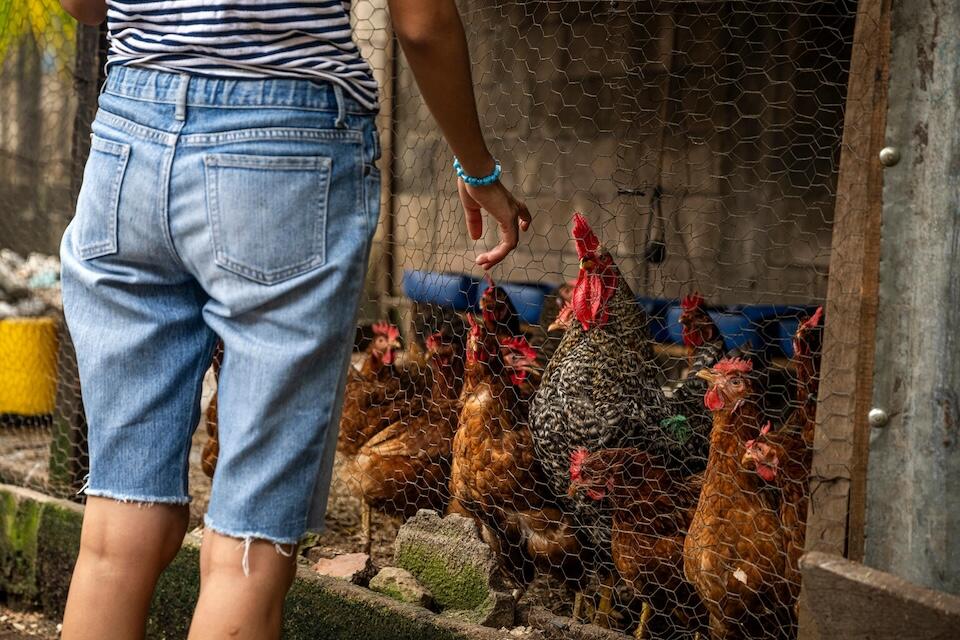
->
[547, 319, 564, 332]
[696, 369, 715, 383]
[579, 258, 594, 270]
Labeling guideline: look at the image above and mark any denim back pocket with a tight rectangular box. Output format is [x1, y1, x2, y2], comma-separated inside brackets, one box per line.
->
[74, 135, 130, 260]
[204, 153, 332, 285]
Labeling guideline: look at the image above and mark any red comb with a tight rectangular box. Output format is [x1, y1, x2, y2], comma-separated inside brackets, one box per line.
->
[569, 448, 590, 480]
[760, 421, 772, 436]
[572, 213, 600, 260]
[372, 322, 399, 342]
[681, 293, 705, 311]
[713, 357, 753, 375]
[801, 306, 824, 330]
[484, 273, 495, 287]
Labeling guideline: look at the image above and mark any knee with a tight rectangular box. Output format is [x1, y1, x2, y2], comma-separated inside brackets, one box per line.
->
[79, 499, 189, 569]
[200, 533, 297, 592]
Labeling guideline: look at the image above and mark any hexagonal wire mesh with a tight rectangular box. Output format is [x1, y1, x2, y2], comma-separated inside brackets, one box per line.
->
[0, 1, 860, 637]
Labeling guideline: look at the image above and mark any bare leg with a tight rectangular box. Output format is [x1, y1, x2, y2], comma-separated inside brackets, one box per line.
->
[187, 529, 297, 640]
[62, 497, 189, 640]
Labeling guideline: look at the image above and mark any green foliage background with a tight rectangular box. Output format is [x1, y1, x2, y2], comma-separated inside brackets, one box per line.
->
[0, 0, 76, 68]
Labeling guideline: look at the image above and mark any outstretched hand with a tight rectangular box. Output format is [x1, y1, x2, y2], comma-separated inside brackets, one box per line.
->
[458, 179, 532, 270]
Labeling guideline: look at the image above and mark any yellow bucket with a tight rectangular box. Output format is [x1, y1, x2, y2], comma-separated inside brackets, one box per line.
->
[0, 317, 59, 415]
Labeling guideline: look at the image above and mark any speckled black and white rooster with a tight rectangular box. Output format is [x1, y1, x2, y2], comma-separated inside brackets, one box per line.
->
[529, 213, 678, 622]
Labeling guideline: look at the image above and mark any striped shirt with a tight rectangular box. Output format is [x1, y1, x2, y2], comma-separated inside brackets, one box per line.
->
[105, 1, 379, 110]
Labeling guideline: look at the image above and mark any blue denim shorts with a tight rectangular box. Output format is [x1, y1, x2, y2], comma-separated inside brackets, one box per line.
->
[61, 66, 381, 545]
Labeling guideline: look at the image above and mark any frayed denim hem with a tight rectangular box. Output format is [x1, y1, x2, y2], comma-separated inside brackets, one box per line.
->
[203, 517, 299, 577]
[82, 487, 192, 506]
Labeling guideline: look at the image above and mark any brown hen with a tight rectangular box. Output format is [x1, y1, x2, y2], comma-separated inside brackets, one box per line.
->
[449, 313, 590, 606]
[345, 329, 464, 551]
[569, 447, 708, 639]
[684, 358, 795, 639]
[740, 307, 823, 608]
[337, 322, 421, 457]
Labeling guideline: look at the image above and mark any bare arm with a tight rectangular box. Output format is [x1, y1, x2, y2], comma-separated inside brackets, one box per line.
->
[388, 0, 531, 270]
[60, 0, 106, 25]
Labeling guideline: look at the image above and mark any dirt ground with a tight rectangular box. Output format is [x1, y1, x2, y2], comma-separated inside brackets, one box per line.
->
[0, 359, 582, 628]
[0, 607, 59, 639]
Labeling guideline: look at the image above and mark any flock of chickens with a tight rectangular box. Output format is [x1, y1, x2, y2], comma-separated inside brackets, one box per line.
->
[205, 213, 824, 640]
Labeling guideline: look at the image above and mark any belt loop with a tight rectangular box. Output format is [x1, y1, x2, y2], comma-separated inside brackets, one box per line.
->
[175, 73, 190, 121]
[333, 84, 346, 129]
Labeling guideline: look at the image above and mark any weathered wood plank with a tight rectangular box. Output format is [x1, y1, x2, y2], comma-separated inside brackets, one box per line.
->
[804, 0, 890, 559]
[798, 1, 890, 635]
[800, 552, 960, 640]
[865, 0, 960, 595]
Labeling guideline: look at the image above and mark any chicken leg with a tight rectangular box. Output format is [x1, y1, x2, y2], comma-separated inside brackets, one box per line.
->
[633, 602, 652, 639]
[361, 500, 372, 555]
[592, 576, 616, 628]
[572, 592, 585, 622]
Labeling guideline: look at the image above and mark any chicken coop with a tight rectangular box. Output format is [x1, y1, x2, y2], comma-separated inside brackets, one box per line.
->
[1, 0, 958, 639]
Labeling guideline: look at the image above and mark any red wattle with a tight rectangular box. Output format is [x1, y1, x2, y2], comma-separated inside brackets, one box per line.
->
[382, 350, 395, 366]
[572, 270, 593, 329]
[704, 387, 724, 411]
[757, 464, 777, 482]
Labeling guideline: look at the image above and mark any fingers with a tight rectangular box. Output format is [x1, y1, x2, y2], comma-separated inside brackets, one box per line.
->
[476, 212, 519, 270]
[460, 181, 530, 270]
[459, 180, 484, 240]
[517, 201, 532, 232]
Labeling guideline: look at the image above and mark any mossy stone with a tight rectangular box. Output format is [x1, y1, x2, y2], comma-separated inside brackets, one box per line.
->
[282, 575, 462, 640]
[395, 544, 489, 611]
[0, 490, 43, 605]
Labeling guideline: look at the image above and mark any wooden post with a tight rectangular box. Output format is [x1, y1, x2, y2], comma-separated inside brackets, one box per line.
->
[804, 0, 890, 560]
[799, 0, 891, 636]
[865, 0, 960, 595]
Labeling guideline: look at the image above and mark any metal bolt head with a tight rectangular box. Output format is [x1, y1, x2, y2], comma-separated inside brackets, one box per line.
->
[868, 407, 889, 428]
[879, 147, 900, 167]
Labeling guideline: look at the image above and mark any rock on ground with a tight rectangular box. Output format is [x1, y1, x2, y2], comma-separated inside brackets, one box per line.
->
[369, 566, 435, 609]
[311, 552, 379, 587]
[393, 509, 516, 628]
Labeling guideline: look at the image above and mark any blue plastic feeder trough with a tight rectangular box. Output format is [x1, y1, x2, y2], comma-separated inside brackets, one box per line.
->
[402, 270, 477, 311]
[473, 280, 557, 325]
[664, 305, 765, 351]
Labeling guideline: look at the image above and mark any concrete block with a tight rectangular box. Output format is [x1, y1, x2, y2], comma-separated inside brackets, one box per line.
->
[394, 509, 515, 628]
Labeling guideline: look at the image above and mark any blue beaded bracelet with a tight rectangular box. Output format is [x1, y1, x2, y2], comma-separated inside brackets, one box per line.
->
[453, 157, 502, 186]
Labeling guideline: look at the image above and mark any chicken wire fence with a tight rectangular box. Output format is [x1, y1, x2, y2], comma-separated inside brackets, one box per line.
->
[0, 1, 863, 638]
